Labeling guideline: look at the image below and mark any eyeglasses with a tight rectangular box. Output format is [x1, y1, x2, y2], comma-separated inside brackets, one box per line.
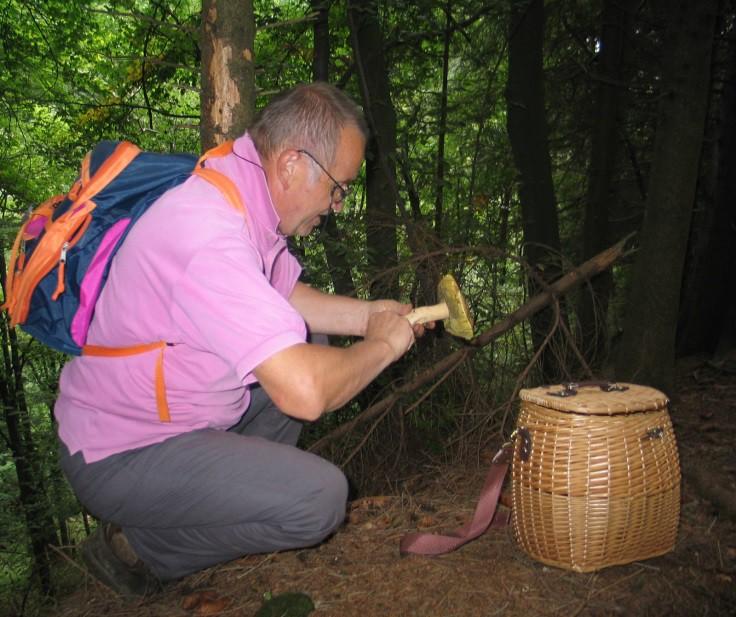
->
[297, 149, 350, 205]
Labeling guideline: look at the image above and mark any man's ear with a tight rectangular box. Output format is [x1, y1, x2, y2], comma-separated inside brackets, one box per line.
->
[276, 148, 300, 190]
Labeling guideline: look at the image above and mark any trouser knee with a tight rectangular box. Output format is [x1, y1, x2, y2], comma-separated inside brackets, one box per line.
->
[297, 465, 349, 544]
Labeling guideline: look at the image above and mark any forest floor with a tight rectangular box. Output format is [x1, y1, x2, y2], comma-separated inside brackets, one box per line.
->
[44, 358, 736, 617]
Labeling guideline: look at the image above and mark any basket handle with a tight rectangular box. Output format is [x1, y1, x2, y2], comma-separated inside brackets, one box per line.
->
[546, 381, 629, 397]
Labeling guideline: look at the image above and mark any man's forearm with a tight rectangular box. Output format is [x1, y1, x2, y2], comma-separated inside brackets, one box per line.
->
[289, 281, 369, 336]
[253, 340, 395, 420]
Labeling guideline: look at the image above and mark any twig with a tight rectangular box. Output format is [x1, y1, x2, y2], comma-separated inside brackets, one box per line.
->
[48, 544, 86, 575]
[236, 553, 276, 579]
[309, 349, 471, 452]
[402, 363, 459, 416]
[557, 311, 595, 379]
[341, 402, 396, 467]
[497, 299, 561, 439]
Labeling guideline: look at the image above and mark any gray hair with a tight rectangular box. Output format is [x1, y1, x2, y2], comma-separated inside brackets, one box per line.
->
[250, 82, 368, 166]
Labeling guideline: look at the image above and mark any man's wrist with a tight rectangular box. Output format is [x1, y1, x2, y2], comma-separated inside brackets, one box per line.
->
[368, 337, 396, 364]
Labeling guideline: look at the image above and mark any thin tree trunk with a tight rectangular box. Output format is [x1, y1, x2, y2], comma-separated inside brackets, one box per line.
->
[347, 0, 399, 299]
[433, 0, 452, 240]
[616, 0, 718, 391]
[0, 290, 57, 595]
[578, 0, 635, 367]
[200, 0, 256, 150]
[505, 0, 563, 380]
[311, 0, 356, 297]
[0, 245, 58, 593]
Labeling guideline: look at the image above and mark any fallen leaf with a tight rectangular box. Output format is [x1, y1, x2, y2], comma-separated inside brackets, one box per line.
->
[416, 515, 437, 528]
[375, 514, 393, 529]
[181, 590, 218, 610]
[350, 496, 393, 510]
[196, 597, 229, 615]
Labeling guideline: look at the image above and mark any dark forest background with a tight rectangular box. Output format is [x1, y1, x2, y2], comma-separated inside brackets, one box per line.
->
[0, 0, 734, 613]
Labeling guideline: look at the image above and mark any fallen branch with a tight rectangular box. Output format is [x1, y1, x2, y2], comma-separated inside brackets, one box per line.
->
[309, 235, 633, 454]
[471, 234, 633, 348]
[308, 349, 473, 453]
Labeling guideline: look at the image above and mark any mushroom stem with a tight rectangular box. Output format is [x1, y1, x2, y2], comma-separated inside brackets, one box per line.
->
[406, 302, 449, 326]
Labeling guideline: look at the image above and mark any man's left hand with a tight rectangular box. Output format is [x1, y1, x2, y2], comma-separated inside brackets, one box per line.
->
[367, 300, 435, 338]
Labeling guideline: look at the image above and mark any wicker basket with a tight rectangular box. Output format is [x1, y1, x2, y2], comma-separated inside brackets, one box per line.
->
[511, 382, 681, 572]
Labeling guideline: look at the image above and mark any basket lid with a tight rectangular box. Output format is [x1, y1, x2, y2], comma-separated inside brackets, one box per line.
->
[518, 382, 669, 415]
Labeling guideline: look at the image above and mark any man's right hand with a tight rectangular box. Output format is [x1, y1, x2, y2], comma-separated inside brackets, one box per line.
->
[364, 310, 416, 362]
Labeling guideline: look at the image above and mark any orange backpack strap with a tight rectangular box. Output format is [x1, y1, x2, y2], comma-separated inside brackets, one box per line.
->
[192, 141, 249, 223]
[3, 142, 141, 327]
[67, 149, 92, 201]
[194, 167, 247, 216]
[72, 141, 140, 206]
[196, 140, 233, 164]
[2, 194, 65, 314]
[83, 341, 171, 423]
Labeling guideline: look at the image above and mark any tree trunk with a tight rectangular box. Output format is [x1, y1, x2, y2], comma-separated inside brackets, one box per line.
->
[578, 0, 635, 367]
[311, 0, 356, 297]
[615, 0, 718, 391]
[0, 323, 57, 594]
[433, 0, 452, 241]
[200, 0, 256, 150]
[677, 16, 736, 357]
[0, 246, 58, 593]
[505, 0, 563, 379]
[347, 0, 399, 299]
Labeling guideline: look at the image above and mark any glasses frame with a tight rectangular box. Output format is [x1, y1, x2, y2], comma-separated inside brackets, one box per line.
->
[297, 149, 350, 206]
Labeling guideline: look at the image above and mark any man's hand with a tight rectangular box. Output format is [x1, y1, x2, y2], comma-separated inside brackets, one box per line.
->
[364, 309, 416, 361]
[366, 300, 435, 339]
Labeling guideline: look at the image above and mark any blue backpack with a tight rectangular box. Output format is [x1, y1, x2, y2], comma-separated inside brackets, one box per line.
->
[3, 140, 246, 421]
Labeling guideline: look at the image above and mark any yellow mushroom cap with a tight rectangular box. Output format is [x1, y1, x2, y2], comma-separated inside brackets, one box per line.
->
[437, 274, 474, 340]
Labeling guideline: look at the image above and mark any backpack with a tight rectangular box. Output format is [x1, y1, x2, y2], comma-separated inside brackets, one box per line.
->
[2, 140, 247, 421]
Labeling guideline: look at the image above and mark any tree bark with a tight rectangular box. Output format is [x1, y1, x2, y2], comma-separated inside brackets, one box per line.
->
[200, 0, 256, 150]
[433, 0, 452, 241]
[348, 0, 399, 299]
[615, 0, 718, 391]
[505, 0, 563, 379]
[578, 0, 635, 367]
[0, 249, 57, 594]
[677, 16, 736, 357]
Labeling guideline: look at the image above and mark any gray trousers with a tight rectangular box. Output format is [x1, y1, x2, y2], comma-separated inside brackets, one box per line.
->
[59, 386, 348, 581]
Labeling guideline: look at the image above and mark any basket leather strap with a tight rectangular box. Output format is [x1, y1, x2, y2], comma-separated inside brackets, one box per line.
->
[399, 442, 512, 556]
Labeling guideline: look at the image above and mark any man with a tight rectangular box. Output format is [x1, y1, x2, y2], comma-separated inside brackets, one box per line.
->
[57, 82, 421, 597]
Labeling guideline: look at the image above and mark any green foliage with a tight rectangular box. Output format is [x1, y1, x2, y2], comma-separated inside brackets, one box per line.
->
[256, 591, 315, 617]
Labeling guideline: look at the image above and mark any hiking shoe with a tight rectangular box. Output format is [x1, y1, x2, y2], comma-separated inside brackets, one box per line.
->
[81, 523, 162, 598]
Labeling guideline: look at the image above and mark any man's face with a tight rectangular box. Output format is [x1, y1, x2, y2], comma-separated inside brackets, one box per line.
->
[280, 125, 365, 237]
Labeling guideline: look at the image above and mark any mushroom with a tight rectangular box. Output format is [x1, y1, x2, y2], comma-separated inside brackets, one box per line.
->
[406, 274, 474, 340]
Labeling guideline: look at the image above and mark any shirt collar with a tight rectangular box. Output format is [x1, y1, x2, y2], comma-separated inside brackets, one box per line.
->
[231, 134, 285, 239]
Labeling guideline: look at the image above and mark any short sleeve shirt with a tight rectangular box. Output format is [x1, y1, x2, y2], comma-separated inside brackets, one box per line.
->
[55, 135, 307, 463]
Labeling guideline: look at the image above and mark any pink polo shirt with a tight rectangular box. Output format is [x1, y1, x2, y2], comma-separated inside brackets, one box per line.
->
[55, 135, 307, 463]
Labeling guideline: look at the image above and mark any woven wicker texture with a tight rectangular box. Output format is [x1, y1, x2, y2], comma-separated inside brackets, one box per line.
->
[512, 383, 681, 572]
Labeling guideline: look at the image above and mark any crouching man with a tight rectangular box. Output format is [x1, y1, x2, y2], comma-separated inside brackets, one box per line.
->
[56, 82, 422, 597]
